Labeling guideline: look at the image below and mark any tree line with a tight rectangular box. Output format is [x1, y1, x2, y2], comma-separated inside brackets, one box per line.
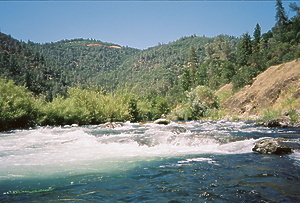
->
[179, 1, 299, 92]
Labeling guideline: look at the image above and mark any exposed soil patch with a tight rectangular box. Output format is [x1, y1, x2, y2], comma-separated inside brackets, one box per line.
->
[223, 58, 300, 116]
[86, 43, 121, 49]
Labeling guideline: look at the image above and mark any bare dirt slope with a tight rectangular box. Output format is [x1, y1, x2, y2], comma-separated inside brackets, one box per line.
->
[223, 58, 300, 116]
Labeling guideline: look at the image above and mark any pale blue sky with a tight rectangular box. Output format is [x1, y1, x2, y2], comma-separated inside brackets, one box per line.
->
[0, 1, 298, 49]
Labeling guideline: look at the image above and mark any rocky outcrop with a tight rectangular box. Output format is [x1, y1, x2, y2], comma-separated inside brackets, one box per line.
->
[252, 138, 294, 155]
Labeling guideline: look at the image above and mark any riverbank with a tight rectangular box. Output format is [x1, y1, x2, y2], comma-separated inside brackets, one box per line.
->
[1, 58, 299, 132]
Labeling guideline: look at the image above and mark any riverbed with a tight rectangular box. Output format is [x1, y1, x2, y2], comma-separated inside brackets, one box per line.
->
[0, 121, 299, 202]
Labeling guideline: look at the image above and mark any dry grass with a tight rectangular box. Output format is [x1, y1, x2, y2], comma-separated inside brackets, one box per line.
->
[221, 58, 300, 117]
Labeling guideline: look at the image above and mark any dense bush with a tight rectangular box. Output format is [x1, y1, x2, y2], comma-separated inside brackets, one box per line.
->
[137, 94, 171, 121]
[40, 86, 171, 126]
[0, 80, 175, 130]
[171, 85, 219, 120]
[41, 87, 133, 126]
[40, 96, 90, 126]
[0, 79, 40, 130]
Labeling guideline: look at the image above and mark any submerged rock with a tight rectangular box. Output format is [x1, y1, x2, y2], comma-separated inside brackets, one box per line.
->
[101, 122, 124, 129]
[165, 126, 188, 134]
[252, 138, 293, 155]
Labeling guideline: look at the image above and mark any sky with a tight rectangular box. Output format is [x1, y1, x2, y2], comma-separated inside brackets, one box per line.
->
[0, 1, 298, 50]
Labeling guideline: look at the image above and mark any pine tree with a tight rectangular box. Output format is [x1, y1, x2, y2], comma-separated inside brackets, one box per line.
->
[275, 0, 288, 27]
[274, 0, 289, 42]
[237, 33, 252, 67]
[253, 23, 261, 53]
[181, 67, 192, 91]
[188, 46, 198, 87]
[289, 2, 300, 16]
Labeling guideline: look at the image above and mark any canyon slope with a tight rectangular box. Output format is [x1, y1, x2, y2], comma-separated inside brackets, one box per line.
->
[223, 58, 300, 117]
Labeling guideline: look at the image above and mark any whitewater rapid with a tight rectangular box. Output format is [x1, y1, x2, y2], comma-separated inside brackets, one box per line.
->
[1, 121, 300, 202]
[0, 121, 263, 180]
[0, 121, 299, 181]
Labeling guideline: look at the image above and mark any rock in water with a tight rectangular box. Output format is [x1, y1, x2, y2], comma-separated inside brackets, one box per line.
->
[153, 119, 171, 125]
[165, 126, 187, 134]
[263, 117, 291, 128]
[101, 122, 124, 129]
[252, 138, 293, 155]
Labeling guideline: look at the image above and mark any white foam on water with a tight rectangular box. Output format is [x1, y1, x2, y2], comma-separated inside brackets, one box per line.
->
[289, 150, 300, 167]
[159, 157, 219, 168]
[0, 122, 261, 180]
[217, 138, 257, 154]
[177, 157, 216, 164]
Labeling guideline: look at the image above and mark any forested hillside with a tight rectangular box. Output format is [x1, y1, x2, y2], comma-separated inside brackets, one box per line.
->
[117, 36, 220, 95]
[29, 39, 140, 92]
[0, 0, 299, 130]
[0, 33, 64, 100]
[2, 0, 299, 100]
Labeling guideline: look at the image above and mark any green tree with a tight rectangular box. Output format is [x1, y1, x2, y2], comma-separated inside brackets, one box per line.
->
[232, 65, 257, 91]
[220, 61, 236, 85]
[180, 67, 192, 91]
[253, 23, 261, 53]
[0, 79, 40, 130]
[197, 62, 208, 86]
[275, 0, 288, 27]
[237, 33, 252, 67]
[188, 46, 198, 86]
[171, 86, 219, 120]
[290, 2, 300, 16]
[180, 46, 200, 91]
[274, 0, 289, 42]
[128, 98, 140, 122]
[289, 2, 300, 45]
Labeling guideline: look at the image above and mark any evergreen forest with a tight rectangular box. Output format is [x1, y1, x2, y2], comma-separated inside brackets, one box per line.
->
[1, 0, 299, 131]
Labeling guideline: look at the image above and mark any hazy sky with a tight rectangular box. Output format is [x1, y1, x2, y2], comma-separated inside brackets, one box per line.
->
[0, 1, 298, 49]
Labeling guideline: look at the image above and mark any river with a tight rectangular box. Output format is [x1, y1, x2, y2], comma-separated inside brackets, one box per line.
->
[0, 121, 299, 202]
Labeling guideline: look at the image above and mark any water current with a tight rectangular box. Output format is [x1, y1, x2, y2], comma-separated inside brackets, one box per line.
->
[0, 121, 299, 202]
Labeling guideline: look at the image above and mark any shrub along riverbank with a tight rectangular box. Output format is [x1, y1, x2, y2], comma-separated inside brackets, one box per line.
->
[0, 79, 142, 130]
[1, 77, 299, 131]
[0, 79, 220, 131]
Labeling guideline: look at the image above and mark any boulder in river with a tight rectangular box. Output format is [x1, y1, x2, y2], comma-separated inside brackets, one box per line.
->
[263, 116, 292, 128]
[252, 138, 293, 155]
